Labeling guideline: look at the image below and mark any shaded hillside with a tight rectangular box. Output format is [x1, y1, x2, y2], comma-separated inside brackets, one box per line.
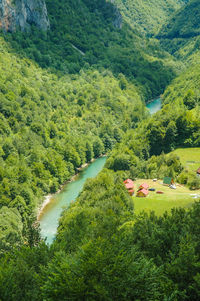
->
[2, 0, 179, 99]
[112, 0, 188, 35]
[157, 0, 200, 59]
[158, 0, 200, 39]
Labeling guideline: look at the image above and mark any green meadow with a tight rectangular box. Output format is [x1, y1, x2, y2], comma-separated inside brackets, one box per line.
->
[133, 178, 200, 216]
[171, 148, 200, 172]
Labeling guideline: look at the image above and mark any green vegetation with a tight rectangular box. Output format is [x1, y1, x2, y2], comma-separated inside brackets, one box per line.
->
[0, 35, 147, 247]
[158, 0, 200, 59]
[133, 178, 199, 215]
[171, 148, 200, 171]
[0, 169, 199, 300]
[0, 0, 200, 299]
[170, 148, 200, 189]
[3, 0, 179, 100]
[158, 0, 200, 39]
[106, 41, 200, 180]
[113, 0, 188, 35]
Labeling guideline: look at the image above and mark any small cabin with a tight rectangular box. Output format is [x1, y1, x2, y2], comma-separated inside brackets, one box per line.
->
[125, 182, 134, 190]
[124, 179, 134, 195]
[128, 189, 134, 196]
[163, 177, 174, 186]
[138, 183, 149, 191]
[124, 179, 134, 189]
[124, 179, 134, 185]
[197, 168, 200, 177]
[137, 189, 149, 197]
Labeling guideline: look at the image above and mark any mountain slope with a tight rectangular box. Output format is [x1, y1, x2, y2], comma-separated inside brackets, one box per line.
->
[3, 0, 179, 99]
[157, 0, 200, 59]
[158, 0, 200, 39]
[0, 0, 50, 31]
[0, 35, 146, 245]
[111, 0, 189, 35]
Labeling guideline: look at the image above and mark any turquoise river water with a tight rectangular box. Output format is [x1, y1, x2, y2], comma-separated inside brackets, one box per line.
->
[39, 98, 161, 244]
[146, 97, 161, 114]
[39, 156, 107, 244]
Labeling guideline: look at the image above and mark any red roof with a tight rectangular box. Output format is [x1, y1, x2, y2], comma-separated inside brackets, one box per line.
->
[139, 183, 149, 190]
[137, 189, 149, 197]
[124, 179, 134, 185]
[139, 189, 149, 196]
[125, 183, 134, 190]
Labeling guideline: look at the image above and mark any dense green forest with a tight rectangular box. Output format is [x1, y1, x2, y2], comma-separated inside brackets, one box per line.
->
[158, 0, 200, 39]
[0, 0, 200, 300]
[113, 0, 188, 35]
[0, 35, 148, 248]
[158, 0, 200, 59]
[0, 171, 199, 300]
[4, 0, 180, 100]
[106, 55, 200, 187]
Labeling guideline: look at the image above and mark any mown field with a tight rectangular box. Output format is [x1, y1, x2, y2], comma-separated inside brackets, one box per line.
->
[133, 178, 200, 216]
[171, 147, 200, 172]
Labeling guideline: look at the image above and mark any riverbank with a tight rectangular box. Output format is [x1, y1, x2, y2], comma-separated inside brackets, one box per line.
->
[146, 97, 162, 115]
[146, 95, 162, 105]
[39, 156, 107, 244]
[37, 155, 106, 220]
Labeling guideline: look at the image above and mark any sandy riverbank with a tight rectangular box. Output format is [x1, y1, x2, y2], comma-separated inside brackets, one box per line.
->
[37, 155, 106, 220]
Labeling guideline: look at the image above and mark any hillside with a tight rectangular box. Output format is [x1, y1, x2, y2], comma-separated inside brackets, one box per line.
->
[158, 0, 200, 39]
[0, 0, 50, 32]
[0, 0, 200, 300]
[0, 35, 147, 248]
[163, 52, 200, 109]
[158, 0, 200, 58]
[2, 0, 180, 100]
[113, 0, 188, 35]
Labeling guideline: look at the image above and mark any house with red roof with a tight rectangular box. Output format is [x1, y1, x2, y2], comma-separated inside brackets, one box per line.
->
[125, 182, 134, 190]
[124, 179, 134, 185]
[138, 183, 149, 191]
[124, 179, 134, 195]
[137, 189, 149, 197]
[128, 189, 134, 196]
[197, 167, 200, 177]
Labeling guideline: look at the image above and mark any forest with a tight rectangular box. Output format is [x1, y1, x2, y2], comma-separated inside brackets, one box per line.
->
[0, 0, 200, 300]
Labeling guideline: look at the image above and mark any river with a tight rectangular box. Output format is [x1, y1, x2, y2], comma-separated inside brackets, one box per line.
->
[39, 98, 161, 244]
[39, 156, 107, 244]
[146, 97, 161, 114]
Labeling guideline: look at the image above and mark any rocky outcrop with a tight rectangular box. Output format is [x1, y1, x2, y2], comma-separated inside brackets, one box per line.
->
[0, 0, 49, 32]
[113, 6, 122, 29]
[0, 0, 15, 31]
[109, 0, 122, 29]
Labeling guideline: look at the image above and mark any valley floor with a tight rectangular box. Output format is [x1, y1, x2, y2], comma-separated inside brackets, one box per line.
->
[133, 178, 200, 216]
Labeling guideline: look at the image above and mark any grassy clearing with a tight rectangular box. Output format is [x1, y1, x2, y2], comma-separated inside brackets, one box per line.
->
[133, 178, 200, 216]
[171, 148, 200, 172]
